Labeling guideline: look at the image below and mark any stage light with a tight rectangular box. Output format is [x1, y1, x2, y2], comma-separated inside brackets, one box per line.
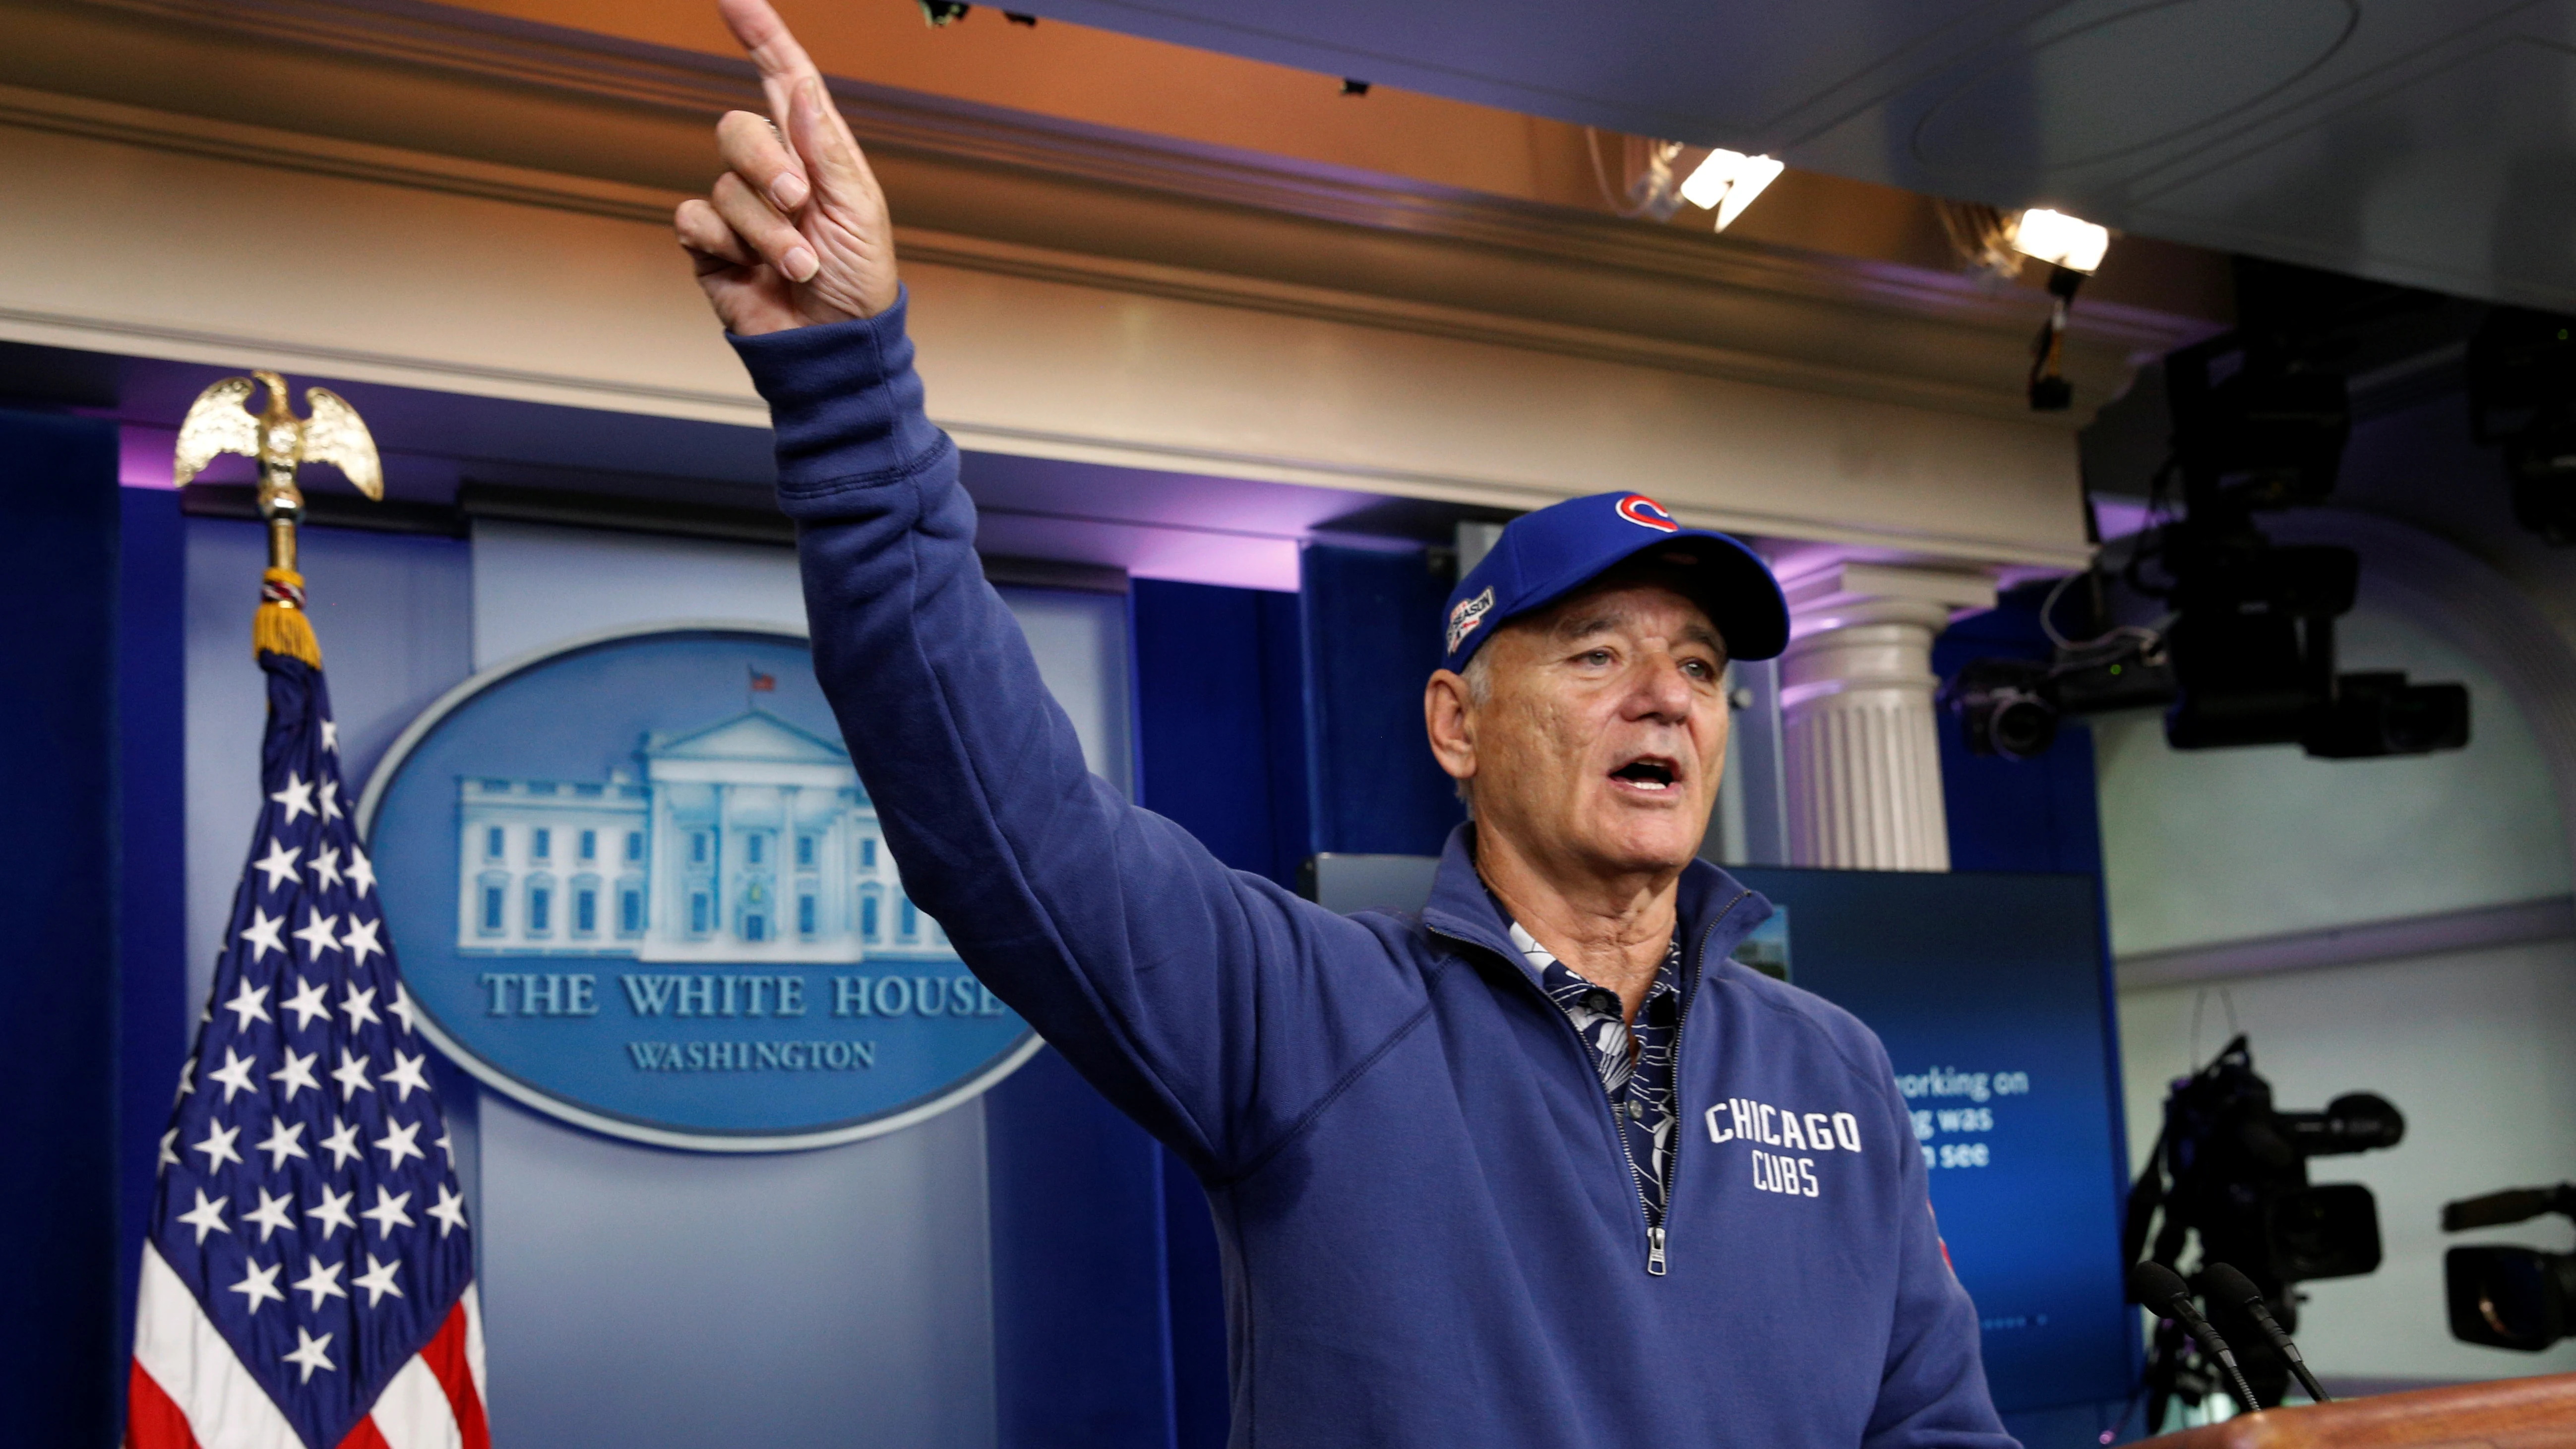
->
[1678, 149, 1784, 232]
[2011, 208, 2110, 274]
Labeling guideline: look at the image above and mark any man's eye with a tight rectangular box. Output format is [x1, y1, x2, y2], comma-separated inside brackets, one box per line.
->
[1582, 649, 1615, 665]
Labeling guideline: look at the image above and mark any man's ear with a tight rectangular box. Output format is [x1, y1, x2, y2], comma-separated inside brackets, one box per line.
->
[1424, 669, 1475, 786]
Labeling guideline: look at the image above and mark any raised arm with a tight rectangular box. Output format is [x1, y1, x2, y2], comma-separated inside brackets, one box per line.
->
[674, 0, 1423, 1178]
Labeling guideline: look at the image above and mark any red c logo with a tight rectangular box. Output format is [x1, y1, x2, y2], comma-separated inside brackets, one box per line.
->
[1616, 494, 1680, 532]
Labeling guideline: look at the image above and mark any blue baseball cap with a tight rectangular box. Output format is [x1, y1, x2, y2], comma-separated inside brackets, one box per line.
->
[1441, 491, 1788, 672]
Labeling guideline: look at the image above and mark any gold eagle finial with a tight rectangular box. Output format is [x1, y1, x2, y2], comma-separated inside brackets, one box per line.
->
[173, 370, 381, 584]
[174, 369, 383, 501]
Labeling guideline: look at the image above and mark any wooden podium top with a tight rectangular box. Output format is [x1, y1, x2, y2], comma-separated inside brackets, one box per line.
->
[2135, 1374, 2576, 1449]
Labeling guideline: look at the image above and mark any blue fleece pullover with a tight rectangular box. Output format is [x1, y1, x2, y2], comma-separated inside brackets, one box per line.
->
[733, 295, 2017, 1449]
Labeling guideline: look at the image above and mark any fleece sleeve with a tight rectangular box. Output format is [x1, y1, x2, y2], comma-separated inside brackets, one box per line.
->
[730, 295, 1426, 1181]
[1861, 1062, 2023, 1449]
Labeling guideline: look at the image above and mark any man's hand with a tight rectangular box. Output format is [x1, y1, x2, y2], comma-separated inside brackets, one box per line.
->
[676, 0, 900, 335]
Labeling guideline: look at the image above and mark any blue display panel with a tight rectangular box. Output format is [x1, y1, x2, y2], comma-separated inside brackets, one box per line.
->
[1731, 868, 2137, 1412]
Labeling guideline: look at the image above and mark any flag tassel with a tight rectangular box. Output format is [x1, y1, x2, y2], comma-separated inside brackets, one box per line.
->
[255, 565, 322, 666]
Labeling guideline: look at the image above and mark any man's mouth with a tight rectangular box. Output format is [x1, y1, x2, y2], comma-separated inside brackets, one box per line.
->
[1608, 756, 1681, 793]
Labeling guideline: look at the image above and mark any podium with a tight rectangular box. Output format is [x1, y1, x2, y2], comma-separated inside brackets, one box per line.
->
[2135, 1374, 2576, 1448]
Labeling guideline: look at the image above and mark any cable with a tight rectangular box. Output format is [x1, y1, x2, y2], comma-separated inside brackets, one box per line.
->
[1584, 128, 1682, 221]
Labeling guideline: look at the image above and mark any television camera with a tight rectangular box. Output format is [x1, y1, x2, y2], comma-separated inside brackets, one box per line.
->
[1944, 325, 2468, 762]
[2442, 1182, 2576, 1352]
[2124, 1036, 2403, 1421]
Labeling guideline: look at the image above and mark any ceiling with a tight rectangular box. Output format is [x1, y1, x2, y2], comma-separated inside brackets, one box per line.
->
[996, 0, 2576, 313]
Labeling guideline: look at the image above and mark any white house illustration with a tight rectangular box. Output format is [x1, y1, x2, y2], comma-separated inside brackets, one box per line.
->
[454, 710, 952, 963]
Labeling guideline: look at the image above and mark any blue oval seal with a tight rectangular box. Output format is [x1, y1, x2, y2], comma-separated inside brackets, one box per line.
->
[358, 624, 1038, 1150]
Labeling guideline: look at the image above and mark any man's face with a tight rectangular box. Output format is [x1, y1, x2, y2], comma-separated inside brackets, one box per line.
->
[1439, 578, 1730, 880]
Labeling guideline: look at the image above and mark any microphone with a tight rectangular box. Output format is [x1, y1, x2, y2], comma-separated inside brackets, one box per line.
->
[2442, 1184, 2576, 1232]
[2130, 1261, 2264, 1415]
[2203, 1262, 2330, 1404]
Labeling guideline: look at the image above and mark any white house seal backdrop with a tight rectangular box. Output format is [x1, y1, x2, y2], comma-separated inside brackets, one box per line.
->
[359, 624, 1038, 1150]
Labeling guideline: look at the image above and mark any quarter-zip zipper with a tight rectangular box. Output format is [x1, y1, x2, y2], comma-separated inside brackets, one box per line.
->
[1431, 889, 1752, 1279]
[1650, 894, 1746, 1277]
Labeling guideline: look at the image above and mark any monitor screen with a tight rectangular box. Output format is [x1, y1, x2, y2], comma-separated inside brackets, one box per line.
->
[1731, 867, 2138, 1413]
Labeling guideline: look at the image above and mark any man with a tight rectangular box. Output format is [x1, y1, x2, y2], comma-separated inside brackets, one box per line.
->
[676, 4, 2015, 1443]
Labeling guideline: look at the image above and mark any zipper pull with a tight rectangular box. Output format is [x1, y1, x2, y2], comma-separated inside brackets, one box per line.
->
[1646, 1224, 1667, 1276]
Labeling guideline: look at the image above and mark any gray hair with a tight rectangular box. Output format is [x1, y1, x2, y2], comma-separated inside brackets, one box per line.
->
[1452, 648, 1494, 816]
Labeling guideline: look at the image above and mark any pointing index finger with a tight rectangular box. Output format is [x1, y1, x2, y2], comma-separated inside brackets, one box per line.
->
[719, 0, 824, 134]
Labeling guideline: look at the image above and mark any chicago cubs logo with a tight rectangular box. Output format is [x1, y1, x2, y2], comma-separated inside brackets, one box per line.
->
[1446, 586, 1495, 656]
[1616, 494, 1681, 532]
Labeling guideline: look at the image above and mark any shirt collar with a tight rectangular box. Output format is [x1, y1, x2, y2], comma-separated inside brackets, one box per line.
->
[1420, 822, 1775, 983]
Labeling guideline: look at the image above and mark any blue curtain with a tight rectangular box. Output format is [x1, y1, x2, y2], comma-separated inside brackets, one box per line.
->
[0, 410, 122, 1446]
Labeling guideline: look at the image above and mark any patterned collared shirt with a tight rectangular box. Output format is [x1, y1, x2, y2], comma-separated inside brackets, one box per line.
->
[1509, 922, 1684, 1225]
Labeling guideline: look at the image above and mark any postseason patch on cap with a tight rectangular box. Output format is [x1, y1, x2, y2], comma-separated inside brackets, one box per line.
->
[1446, 586, 1495, 656]
[1616, 493, 1681, 532]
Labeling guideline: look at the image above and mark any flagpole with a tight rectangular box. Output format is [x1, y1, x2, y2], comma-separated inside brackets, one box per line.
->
[255, 452, 322, 667]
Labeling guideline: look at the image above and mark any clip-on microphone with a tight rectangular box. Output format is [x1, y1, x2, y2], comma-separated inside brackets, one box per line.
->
[2202, 1262, 2330, 1404]
[2130, 1261, 2264, 1416]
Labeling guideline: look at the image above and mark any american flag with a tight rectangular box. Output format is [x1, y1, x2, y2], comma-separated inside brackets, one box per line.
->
[128, 650, 488, 1449]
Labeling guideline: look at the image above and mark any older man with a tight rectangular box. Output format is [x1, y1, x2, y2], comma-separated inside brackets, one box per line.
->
[677, 4, 2014, 1444]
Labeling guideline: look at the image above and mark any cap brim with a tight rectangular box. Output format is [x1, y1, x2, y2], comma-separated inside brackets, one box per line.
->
[1500, 530, 1789, 663]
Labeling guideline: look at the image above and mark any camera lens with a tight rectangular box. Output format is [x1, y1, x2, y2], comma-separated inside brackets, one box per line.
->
[1987, 690, 2059, 761]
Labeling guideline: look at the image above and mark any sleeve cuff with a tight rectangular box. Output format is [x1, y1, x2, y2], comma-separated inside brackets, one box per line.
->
[728, 287, 951, 495]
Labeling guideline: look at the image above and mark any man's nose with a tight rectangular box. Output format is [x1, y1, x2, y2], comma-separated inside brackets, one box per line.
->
[1626, 649, 1696, 720]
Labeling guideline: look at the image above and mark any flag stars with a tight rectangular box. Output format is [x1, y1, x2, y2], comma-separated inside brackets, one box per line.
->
[222, 980, 272, 1031]
[330, 1049, 373, 1103]
[293, 1254, 346, 1310]
[242, 1186, 296, 1243]
[270, 772, 315, 825]
[255, 1118, 309, 1170]
[311, 845, 344, 893]
[307, 1184, 356, 1240]
[169, 670, 466, 1392]
[271, 1046, 319, 1104]
[374, 1117, 425, 1170]
[361, 1185, 414, 1240]
[177, 1188, 231, 1244]
[206, 1047, 259, 1103]
[319, 1118, 364, 1171]
[283, 1326, 335, 1383]
[295, 909, 342, 962]
[238, 907, 286, 963]
[383, 1051, 429, 1103]
[428, 1183, 468, 1238]
[229, 1256, 285, 1316]
[281, 976, 330, 1030]
[353, 1254, 405, 1307]
[192, 1121, 245, 1173]
[252, 841, 302, 894]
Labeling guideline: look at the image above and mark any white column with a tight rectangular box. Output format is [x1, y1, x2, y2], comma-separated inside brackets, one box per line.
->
[1778, 563, 1996, 872]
